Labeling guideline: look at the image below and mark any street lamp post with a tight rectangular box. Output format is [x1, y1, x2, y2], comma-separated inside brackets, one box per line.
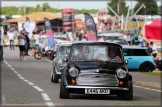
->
[144, 6, 147, 24]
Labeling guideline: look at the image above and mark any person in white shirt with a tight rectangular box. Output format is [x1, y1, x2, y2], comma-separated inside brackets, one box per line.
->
[0, 30, 5, 61]
[7, 30, 15, 50]
[97, 36, 105, 42]
[150, 42, 157, 58]
[81, 36, 87, 41]
[18, 31, 26, 60]
[34, 31, 40, 51]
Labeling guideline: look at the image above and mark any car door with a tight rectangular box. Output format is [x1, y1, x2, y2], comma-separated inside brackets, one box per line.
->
[123, 48, 133, 69]
[131, 49, 150, 69]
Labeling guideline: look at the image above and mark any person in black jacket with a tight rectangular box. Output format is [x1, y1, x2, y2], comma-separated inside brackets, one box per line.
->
[25, 32, 30, 55]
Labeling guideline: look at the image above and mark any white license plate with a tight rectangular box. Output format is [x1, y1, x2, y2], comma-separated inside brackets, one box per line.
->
[85, 88, 110, 94]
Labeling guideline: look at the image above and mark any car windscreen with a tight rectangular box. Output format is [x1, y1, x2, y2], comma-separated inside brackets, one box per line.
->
[157, 47, 161, 53]
[71, 45, 123, 63]
[58, 46, 71, 56]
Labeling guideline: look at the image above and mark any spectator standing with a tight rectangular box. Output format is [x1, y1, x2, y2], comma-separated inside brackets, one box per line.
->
[78, 33, 83, 41]
[81, 36, 87, 41]
[34, 31, 40, 52]
[97, 36, 105, 42]
[25, 32, 30, 55]
[133, 31, 139, 45]
[29, 34, 36, 56]
[0, 30, 5, 61]
[18, 31, 26, 60]
[145, 42, 152, 54]
[8, 30, 15, 50]
[150, 42, 157, 58]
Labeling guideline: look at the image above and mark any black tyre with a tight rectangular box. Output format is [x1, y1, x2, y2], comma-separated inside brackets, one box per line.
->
[123, 82, 133, 100]
[159, 68, 162, 71]
[53, 67, 59, 83]
[51, 75, 54, 82]
[59, 76, 69, 99]
[140, 63, 154, 72]
[46, 50, 54, 61]
[34, 51, 42, 60]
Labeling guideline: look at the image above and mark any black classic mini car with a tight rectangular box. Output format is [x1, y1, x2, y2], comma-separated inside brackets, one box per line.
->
[59, 41, 133, 100]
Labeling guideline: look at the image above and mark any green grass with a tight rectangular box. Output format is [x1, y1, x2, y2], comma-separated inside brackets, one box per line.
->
[141, 72, 162, 77]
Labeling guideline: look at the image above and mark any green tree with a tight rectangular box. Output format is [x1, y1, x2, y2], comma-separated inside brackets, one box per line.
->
[42, 2, 50, 11]
[158, 5, 162, 14]
[134, 0, 158, 15]
[107, 0, 128, 16]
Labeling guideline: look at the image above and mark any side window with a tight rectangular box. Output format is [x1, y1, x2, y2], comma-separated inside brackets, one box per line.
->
[123, 49, 132, 56]
[132, 49, 148, 56]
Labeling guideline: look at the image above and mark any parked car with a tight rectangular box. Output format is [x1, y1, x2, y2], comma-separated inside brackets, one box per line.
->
[154, 57, 162, 71]
[123, 46, 156, 72]
[59, 41, 133, 100]
[97, 31, 129, 45]
[51, 42, 72, 83]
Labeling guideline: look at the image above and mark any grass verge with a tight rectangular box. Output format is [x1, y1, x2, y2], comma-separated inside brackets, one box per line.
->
[141, 72, 162, 77]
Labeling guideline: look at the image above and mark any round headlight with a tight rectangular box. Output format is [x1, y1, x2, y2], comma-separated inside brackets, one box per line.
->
[58, 60, 66, 67]
[158, 57, 161, 61]
[117, 69, 126, 79]
[69, 67, 79, 77]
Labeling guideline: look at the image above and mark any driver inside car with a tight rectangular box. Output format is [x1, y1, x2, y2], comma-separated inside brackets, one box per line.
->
[73, 46, 85, 60]
[107, 47, 121, 62]
[59, 47, 67, 55]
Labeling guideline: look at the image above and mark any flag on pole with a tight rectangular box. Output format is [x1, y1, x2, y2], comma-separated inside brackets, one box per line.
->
[44, 17, 55, 50]
[84, 13, 97, 41]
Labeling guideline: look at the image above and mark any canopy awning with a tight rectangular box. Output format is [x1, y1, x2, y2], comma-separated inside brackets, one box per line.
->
[4, 12, 62, 23]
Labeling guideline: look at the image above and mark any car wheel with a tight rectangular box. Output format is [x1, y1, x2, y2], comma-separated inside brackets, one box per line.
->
[159, 68, 162, 71]
[140, 63, 153, 72]
[53, 67, 59, 83]
[123, 82, 133, 100]
[59, 76, 69, 99]
[51, 75, 54, 82]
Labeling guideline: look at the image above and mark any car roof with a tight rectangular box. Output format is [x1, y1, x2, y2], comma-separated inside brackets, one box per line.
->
[122, 45, 148, 49]
[97, 32, 123, 37]
[57, 42, 73, 46]
[72, 41, 122, 48]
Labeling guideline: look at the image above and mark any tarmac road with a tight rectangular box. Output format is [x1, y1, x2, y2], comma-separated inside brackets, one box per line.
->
[1, 47, 161, 107]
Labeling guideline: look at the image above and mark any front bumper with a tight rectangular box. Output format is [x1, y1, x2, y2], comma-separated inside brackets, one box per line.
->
[66, 85, 129, 90]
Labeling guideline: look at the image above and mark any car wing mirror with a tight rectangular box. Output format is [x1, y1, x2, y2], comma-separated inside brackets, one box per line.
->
[63, 57, 68, 63]
[125, 60, 128, 65]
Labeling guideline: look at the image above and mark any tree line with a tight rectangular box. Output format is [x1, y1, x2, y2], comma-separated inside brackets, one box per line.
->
[1, 1, 161, 17]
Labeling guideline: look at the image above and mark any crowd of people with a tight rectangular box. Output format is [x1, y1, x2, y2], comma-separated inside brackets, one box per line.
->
[0, 25, 158, 61]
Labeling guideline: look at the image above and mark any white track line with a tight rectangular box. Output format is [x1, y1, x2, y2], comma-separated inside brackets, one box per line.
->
[19, 77, 25, 80]
[41, 93, 51, 101]
[11, 68, 14, 71]
[33, 86, 44, 91]
[23, 79, 29, 82]
[28, 82, 34, 85]
[45, 102, 55, 107]
[133, 85, 161, 92]
[17, 74, 22, 77]
[13, 71, 17, 73]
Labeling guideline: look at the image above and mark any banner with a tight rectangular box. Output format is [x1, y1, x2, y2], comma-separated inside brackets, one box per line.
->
[61, 8, 75, 32]
[44, 17, 55, 50]
[84, 13, 97, 41]
[24, 17, 32, 38]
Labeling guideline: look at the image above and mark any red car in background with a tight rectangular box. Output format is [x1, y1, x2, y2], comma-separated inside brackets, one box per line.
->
[154, 57, 162, 71]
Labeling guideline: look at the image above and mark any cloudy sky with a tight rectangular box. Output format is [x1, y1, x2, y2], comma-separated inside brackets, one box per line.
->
[1, 1, 161, 9]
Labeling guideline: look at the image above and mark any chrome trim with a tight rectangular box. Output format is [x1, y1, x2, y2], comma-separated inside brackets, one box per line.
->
[76, 74, 119, 86]
[66, 86, 129, 90]
[56, 72, 61, 75]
